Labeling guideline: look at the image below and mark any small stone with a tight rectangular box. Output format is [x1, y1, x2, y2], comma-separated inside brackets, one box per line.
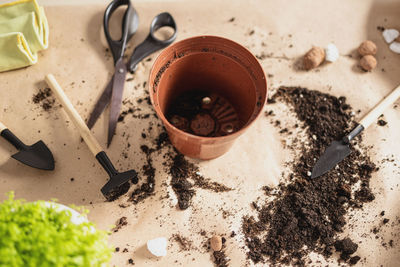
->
[147, 237, 167, 257]
[360, 55, 377, 71]
[325, 43, 339, 62]
[307, 171, 312, 177]
[389, 42, 400, 54]
[382, 29, 399, 43]
[303, 47, 325, 70]
[210, 235, 223, 251]
[358, 40, 377, 56]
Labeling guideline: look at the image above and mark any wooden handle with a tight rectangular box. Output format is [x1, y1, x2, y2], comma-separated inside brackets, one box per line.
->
[359, 84, 400, 129]
[0, 121, 6, 132]
[45, 74, 103, 156]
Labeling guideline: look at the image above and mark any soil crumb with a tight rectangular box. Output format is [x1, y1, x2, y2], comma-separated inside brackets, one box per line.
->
[168, 153, 232, 210]
[242, 86, 376, 266]
[32, 87, 55, 111]
[112, 216, 128, 232]
[173, 234, 193, 251]
[377, 119, 387, 126]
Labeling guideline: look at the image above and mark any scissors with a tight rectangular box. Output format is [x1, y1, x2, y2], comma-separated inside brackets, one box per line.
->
[87, 0, 177, 147]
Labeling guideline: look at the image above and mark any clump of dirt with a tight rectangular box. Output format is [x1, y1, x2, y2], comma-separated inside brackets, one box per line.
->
[334, 238, 358, 261]
[112, 217, 128, 232]
[32, 87, 56, 111]
[168, 153, 232, 210]
[211, 237, 229, 267]
[242, 86, 376, 266]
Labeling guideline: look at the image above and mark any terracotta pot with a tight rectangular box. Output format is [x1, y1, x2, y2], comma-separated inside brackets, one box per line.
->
[149, 36, 267, 159]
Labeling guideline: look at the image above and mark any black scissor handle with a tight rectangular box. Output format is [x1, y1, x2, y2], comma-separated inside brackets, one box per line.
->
[104, 0, 139, 64]
[128, 12, 177, 72]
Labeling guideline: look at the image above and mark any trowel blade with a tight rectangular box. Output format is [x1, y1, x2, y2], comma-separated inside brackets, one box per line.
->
[11, 141, 55, 170]
[311, 140, 351, 179]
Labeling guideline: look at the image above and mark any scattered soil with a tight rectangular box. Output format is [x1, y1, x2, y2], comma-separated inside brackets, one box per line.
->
[129, 132, 169, 204]
[32, 87, 55, 111]
[112, 216, 128, 232]
[212, 239, 229, 267]
[242, 86, 376, 266]
[168, 153, 232, 210]
[213, 250, 230, 267]
[377, 119, 387, 126]
[173, 234, 193, 251]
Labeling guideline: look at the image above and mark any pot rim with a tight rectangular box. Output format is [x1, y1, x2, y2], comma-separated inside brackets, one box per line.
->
[149, 35, 267, 141]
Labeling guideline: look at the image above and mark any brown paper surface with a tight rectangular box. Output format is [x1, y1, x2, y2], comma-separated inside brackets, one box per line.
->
[0, 0, 399, 266]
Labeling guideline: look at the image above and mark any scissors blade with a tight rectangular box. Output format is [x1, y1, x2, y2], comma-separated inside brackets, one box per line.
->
[107, 58, 127, 147]
[87, 77, 113, 129]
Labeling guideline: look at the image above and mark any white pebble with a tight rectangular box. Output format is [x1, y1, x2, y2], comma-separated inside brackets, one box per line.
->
[382, 29, 399, 43]
[389, 42, 400, 54]
[147, 237, 167, 257]
[307, 171, 312, 177]
[312, 134, 317, 140]
[324, 43, 339, 62]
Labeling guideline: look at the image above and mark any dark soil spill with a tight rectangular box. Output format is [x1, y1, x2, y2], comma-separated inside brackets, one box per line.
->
[242, 86, 376, 266]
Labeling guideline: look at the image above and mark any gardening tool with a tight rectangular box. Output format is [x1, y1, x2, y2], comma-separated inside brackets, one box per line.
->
[0, 121, 54, 170]
[45, 74, 138, 199]
[312, 84, 400, 179]
[86, 0, 177, 147]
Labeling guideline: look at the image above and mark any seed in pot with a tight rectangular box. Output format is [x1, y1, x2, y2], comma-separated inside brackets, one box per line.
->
[303, 47, 325, 70]
[190, 113, 216, 136]
[170, 115, 189, 132]
[222, 123, 234, 134]
[382, 29, 399, 43]
[210, 235, 223, 251]
[357, 40, 377, 56]
[360, 55, 377, 71]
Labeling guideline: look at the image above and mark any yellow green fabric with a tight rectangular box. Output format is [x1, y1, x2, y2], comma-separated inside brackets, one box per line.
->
[0, 0, 48, 72]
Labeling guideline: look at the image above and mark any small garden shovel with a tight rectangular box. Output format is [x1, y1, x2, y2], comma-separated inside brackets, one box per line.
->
[312, 84, 400, 179]
[0, 121, 54, 170]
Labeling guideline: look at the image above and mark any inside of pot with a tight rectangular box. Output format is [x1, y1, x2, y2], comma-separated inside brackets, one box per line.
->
[156, 52, 258, 136]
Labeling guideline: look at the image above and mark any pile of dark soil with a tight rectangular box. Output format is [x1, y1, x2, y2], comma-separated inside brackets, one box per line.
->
[32, 87, 55, 111]
[242, 86, 376, 266]
[168, 153, 232, 210]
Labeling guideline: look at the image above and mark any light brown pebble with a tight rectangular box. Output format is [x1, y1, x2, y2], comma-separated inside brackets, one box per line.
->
[358, 40, 377, 56]
[210, 235, 223, 251]
[360, 55, 377, 71]
[303, 47, 325, 70]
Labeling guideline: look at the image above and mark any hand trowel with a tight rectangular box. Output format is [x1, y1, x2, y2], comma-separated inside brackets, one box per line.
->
[0, 121, 54, 170]
[312, 84, 400, 179]
[45, 74, 138, 200]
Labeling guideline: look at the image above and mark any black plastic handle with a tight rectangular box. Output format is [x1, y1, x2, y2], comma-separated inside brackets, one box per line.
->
[104, 0, 138, 64]
[96, 151, 118, 177]
[0, 129, 27, 150]
[128, 12, 177, 72]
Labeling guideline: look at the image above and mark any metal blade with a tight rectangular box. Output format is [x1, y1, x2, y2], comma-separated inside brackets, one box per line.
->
[107, 59, 127, 147]
[12, 141, 55, 170]
[311, 140, 351, 179]
[86, 78, 114, 129]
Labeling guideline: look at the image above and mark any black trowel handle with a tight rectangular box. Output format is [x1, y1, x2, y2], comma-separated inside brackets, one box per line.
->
[45, 74, 103, 156]
[0, 122, 26, 150]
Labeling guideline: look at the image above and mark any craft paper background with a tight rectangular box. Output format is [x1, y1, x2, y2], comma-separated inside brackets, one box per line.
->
[0, 0, 399, 266]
